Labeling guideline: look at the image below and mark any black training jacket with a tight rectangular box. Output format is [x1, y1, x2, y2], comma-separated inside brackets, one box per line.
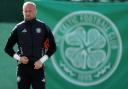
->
[4, 19, 56, 62]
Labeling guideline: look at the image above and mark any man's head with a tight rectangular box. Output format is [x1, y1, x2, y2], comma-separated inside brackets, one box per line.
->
[23, 2, 37, 21]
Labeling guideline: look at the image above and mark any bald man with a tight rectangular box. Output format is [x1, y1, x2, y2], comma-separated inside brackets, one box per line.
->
[4, 2, 56, 89]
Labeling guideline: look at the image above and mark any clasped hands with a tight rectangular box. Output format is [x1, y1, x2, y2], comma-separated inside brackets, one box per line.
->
[19, 56, 43, 69]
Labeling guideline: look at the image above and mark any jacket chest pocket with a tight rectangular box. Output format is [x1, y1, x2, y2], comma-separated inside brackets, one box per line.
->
[33, 28, 45, 42]
[17, 30, 31, 45]
[33, 32, 45, 43]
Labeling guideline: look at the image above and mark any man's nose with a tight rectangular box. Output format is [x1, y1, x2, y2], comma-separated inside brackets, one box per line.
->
[25, 12, 30, 16]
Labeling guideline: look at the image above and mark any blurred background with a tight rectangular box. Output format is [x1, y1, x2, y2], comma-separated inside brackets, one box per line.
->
[0, 0, 128, 89]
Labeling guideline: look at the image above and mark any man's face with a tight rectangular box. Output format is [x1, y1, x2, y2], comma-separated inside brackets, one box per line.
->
[23, 4, 36, 21]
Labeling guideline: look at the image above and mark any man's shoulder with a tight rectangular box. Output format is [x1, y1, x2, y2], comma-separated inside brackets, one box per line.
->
[36, 19, 46, 25]
[16, 21, 25, 27]
[11, 21, 25, 32]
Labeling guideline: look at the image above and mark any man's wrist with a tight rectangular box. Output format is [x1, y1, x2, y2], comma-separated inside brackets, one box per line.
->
[40, 55, 48, 63]
[13, 53, 20, 61]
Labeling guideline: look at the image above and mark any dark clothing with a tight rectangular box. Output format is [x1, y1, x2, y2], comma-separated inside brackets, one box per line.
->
[17, 64, 45, 89]
[4, 19, 56, 63]
[4, 19, 56, 89]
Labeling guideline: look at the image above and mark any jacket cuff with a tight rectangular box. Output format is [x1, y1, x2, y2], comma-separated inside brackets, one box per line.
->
[40, 55, 48, 63]
[13, 53, 20, 61]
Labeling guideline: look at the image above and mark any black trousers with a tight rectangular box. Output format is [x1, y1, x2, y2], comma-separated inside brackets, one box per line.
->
[17, 63, 45, 89]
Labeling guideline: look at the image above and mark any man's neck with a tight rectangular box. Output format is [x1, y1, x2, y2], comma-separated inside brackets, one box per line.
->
[25, 18, 36, 24]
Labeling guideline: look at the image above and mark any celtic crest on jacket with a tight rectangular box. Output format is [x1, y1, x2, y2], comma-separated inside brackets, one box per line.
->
[51, 11, 122, 86]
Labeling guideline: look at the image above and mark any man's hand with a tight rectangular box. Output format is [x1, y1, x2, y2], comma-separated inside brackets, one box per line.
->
[34, 60, 43, 69]
[20, 56, 29, 64]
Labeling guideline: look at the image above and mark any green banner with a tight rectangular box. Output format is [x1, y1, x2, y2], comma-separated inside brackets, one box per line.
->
[34, 1, 128, 89]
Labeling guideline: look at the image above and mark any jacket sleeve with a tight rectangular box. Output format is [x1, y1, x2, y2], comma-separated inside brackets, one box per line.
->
[4, 26, 18, 57]
[44, 25, 57, 57]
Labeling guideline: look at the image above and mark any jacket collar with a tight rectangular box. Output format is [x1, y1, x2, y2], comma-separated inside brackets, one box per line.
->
[25, 18, 36, 24]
